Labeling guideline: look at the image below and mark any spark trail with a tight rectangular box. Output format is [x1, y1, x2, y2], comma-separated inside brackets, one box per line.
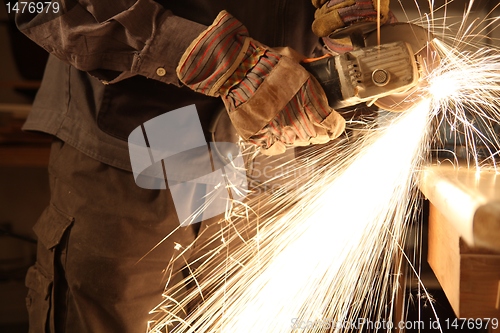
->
[211, 102, 432, 333]
[149, 103, 432, 333]
[427, 39, 500, 166]
[149, 2, 500, 332]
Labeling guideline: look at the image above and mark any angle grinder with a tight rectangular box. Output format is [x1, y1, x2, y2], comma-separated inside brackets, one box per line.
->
[303, 22, 440, 112]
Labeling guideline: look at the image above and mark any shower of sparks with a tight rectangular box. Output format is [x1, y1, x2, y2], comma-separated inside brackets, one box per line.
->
[148, 2, 500, 332]
[427, 39, 500, 166]
[148, 100, 433, 333]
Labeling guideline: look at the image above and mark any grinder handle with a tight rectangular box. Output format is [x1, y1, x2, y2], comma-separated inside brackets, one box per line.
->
[302, 56, 343, 109]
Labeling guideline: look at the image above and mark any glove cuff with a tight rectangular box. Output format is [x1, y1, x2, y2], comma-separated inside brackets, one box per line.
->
[338, 0, 390, 26]
[312, 10, 344, 37]
[177, 11, 250, 97]
[312, 0, 390, 37]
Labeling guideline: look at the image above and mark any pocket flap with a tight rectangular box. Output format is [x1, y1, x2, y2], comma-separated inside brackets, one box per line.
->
[33, 204, 74, 250]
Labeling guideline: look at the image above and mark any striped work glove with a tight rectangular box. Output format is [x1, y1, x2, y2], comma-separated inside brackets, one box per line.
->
[311, 0, 390, 37]
[177, 11, 345, 155]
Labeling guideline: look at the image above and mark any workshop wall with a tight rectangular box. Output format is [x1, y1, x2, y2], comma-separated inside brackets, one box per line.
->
[0, 3, 49, 332]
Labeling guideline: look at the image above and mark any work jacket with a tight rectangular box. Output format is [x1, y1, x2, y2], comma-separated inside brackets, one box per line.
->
[16, 0, 321, 171]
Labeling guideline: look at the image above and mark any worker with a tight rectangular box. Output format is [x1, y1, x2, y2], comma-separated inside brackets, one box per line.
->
[16, 1, 390, 332]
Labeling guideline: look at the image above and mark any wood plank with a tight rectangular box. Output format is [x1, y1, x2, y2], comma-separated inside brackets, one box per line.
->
[0, 80, 41, 90]
[420, 164, 500, 252]
[428, 203, 461, 315]
[460, 252, 500, 318]
[0, 146, 50, 167]
[428, 203, 500, 324]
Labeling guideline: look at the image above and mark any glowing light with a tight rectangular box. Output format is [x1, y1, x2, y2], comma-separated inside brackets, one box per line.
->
[213, 102, 432, 333]
[149, 101, 432, 332]
[429, 74, 460, 101]
[425, 37, 500, 167]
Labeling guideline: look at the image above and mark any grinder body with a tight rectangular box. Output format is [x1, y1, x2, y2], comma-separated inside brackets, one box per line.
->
[304, 23, 438, 112]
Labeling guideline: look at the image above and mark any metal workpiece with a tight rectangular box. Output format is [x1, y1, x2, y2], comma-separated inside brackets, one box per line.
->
[420, 163, 500, 252]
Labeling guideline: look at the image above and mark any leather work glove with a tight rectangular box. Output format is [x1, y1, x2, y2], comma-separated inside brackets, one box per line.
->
[177, 11, 345, 155]
[311, 0, 390, 37]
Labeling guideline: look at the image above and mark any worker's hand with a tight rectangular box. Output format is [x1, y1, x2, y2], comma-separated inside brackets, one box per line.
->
[177, 11, 345, 155]
[311, 0, 390, 37]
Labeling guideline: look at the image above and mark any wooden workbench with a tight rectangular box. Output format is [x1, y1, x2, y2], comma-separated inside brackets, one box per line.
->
[420, 164, 500, 330]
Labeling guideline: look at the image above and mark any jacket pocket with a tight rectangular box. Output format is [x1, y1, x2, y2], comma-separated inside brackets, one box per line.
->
[25, 266, 53, 333]
[25, 204, 74, 333]
[33, 204, 74, 250]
